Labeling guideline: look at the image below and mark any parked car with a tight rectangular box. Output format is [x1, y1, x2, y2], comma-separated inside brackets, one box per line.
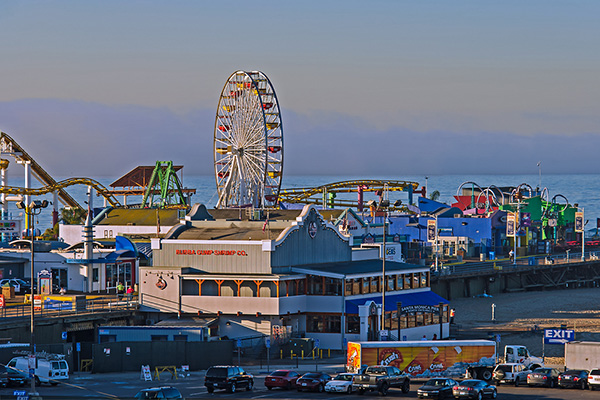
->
[588, 369, 600, 390]
[0, 364, 30, 387]
[492, 363, 530, 386]
[0, 279, 30, 295]
[558, 369, 589, 389]
[324, 373, 356, 394]
[452, 379, 497, 399]
[134, 386, 182, 399]
[527, 367, 560, 388]
[204, 365, 253, 393]
[264, 369, 299, 390]
[296, 372, 332, 393]
[416, 378, 458, 399]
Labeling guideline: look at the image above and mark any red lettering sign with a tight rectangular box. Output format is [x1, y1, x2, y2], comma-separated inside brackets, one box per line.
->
[175, 249, 247, 256]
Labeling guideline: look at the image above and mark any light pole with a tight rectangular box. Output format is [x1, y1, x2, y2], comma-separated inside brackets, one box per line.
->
[379, 199, 389, 335]
[575, 206, 586, 261]
[16, 199, 49, 397]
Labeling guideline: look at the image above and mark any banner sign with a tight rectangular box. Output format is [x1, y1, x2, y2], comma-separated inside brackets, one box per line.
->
[427, 219, 437, 242]
[544, 329, 575, 344]
[575, 212, 584, 233]
[506, 213, 516, 237]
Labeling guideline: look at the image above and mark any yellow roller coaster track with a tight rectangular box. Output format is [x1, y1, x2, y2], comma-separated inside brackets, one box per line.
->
[0, 177, 121, 208]
[0, 131, 120, 210]
[278, 179, 420, 208]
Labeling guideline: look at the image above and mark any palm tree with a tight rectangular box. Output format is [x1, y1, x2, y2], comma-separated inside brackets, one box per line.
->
[60, 207, 87, 225]
[429, 190, 441, 201]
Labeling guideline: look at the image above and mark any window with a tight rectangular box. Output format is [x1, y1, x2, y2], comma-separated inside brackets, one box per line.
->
[421, 272, 428, 287]
[173, 335, 188, 341]
[362, 278, 370, 294]
[387, 275, 395, 291]
[92, 268, 99, 283]
[345, 280, 353, 296]
[307, 275, 323, 295]
[325, 278, 341, 296]
[370, 276, 380, 293]
[346, 315, 360, 334]
[352, 279, 360, 295]
[397, 275, 404, 290]
[404, 274, 411, 289]
[151, 335, 168, 342]
[413, 273, 420, 288]
[297, 279, 305, 295]
[306, 314, 341, 333]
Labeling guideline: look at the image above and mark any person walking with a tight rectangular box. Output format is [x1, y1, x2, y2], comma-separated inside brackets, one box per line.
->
[509, 249, 514, 263]
[450, 308, 456, 324]
[126, 284, 134, 300]
[116, 282, 124, 299]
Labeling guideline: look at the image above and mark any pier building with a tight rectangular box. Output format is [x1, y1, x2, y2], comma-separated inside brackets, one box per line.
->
[139, 204, 449, 350]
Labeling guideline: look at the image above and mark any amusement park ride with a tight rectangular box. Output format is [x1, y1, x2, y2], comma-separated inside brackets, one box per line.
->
[0, 131, 193, 231]
[212, 71, 425, 211]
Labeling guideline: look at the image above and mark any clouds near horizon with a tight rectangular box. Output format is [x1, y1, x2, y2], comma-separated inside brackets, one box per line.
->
[0, 99, 598, 181]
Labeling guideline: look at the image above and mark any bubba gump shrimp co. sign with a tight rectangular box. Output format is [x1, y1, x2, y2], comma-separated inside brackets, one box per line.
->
[175, 249, 249, 256]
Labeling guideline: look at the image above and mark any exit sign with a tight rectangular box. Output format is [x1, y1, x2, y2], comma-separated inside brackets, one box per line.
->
[544, 329, 575, 344]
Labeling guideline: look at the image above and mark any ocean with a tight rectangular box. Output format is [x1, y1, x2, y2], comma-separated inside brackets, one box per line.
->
[3, 174, 600, 234]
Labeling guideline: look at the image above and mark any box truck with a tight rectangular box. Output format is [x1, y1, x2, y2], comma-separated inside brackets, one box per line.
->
[347, 341, 543, 380]
[565, 341, 600, 371]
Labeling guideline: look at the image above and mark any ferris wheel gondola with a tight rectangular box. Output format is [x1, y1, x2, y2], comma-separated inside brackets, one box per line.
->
[214, 70, 283, 208]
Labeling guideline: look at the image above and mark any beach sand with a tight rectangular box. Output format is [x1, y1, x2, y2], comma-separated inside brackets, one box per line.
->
[450, 286, 600, 365]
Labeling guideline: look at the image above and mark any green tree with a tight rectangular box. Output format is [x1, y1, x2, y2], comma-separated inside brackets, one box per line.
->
[429, 190, 441, 201]
[60, 207, 87, 225]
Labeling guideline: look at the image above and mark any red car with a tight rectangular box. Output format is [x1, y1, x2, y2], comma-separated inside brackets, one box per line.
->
[296, 372, 332, 392]
[265, 370, 300, 390]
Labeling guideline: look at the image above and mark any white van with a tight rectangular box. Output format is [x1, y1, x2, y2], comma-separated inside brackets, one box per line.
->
[7, 356, 69, 385]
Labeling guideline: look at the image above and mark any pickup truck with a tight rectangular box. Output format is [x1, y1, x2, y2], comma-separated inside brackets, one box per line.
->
[352, 365, 410, 396]
[492, 363, 531, 387]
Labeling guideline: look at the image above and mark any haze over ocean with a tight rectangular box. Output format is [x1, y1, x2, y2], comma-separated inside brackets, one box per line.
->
[5, 174, 600, 234]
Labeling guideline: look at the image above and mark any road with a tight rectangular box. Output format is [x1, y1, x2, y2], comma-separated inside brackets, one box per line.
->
[0, 371, 595, 399]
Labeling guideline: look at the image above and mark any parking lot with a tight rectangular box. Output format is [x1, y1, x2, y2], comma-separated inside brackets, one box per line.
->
[0, 365, 596, 399]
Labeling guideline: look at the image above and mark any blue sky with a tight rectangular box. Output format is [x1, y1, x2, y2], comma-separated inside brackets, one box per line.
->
[1, 1, 599, 178]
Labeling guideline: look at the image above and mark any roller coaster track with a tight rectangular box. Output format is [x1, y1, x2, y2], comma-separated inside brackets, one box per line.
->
[278, 179, 420, 207]
[0, 132, 120, 210]
[0, 177, 121, 208]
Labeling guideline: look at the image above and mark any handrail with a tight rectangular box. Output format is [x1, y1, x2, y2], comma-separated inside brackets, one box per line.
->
[0, 295, 138, 321]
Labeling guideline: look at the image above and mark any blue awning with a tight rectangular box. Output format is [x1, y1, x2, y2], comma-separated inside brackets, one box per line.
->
[345, 291, 448, 314]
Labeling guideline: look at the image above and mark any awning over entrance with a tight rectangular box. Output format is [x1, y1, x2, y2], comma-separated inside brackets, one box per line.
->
[345, 290, 448, 314]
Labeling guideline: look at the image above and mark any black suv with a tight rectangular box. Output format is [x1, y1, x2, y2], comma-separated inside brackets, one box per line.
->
[205, 366, 253, 393]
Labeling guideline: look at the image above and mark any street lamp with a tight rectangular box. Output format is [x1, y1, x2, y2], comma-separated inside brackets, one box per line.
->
[427, 214, 439, 271]
[16, 199, 49, 397]
[379, 199, 389, 335]
[574, 205, 586, 261]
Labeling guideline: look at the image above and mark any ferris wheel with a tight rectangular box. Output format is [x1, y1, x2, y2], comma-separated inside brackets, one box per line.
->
[214, 70, 284, 209]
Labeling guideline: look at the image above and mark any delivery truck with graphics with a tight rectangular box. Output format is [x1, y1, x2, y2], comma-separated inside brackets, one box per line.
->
[347, 340, 543, 381]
